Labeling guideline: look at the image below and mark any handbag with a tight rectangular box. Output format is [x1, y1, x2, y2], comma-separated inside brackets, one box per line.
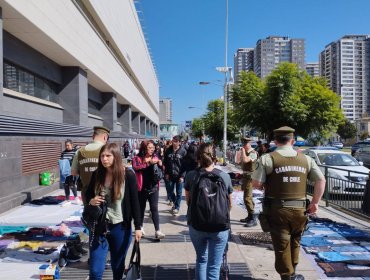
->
[125, 240, 142, 280]
[152, 163, 164, 182]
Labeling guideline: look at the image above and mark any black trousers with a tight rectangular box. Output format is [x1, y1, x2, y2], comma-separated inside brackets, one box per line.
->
[138, 187, 160, 231]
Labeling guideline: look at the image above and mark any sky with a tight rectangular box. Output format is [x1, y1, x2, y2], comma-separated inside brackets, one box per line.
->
[138, 0, 370, 125]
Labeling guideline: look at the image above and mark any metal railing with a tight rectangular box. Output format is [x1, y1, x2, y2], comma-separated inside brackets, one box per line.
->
[307, 165, 370, 219]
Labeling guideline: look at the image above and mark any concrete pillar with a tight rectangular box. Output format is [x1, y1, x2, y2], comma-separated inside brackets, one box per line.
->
[132, 112, 140, 134]
[0, 8, 3, 114]
[120, 105, 132, 133]
[146, 119, 151, 137]
[100, 92, 117, 131]
[140, 116, 146, 136]
[59, 67, 88, 125]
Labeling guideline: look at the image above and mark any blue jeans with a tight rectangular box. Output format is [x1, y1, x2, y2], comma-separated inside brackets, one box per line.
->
[89, 223, 132, 280]
[189, 225, 229, 280]
[169, 180, 183, 210]
[164, 179, 172, 201]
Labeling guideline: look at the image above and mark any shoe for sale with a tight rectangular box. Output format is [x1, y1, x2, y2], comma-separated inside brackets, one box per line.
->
[65, 245, 82, 263]
[155, 230, 165, 240]
[58, 245, 68, 268]
[74, 197, 82, 205]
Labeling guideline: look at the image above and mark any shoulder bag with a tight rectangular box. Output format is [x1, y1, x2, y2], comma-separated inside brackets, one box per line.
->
[125, 240, 142, 280]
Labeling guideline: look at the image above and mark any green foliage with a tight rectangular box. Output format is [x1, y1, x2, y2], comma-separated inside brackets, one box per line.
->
[191, 118, 204, 140]
[202, 99, 239, 146]
[230, 63, 345, 141]
[337, 119, 357, 140]
[359, 131, 369, 140]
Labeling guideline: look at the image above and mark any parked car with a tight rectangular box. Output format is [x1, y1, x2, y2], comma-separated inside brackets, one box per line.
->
[331, 142, 344, 149]
[351, 141, 370, 156]
[354, 146, 370, 167]
[302, 149, 369, 195]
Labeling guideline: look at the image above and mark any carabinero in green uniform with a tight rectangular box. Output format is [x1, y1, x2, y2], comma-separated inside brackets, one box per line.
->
[251, 126, 325, 280]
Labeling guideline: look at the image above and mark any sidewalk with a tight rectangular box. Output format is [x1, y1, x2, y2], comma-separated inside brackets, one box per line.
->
[1, 166, 370, 279]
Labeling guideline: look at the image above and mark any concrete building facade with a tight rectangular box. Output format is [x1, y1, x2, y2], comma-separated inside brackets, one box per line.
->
[159, 97, 173, 124]
[320, 35, 370, 121]
[0, 0, 159, 213]
[233, 48, 254, 81]
[254, 36, 305, 79]
[306, 62, 320, 78]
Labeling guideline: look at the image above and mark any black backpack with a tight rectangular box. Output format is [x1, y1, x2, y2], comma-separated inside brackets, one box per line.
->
[189, 169, 230, 232]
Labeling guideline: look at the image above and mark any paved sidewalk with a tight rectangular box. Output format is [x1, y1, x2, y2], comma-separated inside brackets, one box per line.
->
[2, 165, 370, 279]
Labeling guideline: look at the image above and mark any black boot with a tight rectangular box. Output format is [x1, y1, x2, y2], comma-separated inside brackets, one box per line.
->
[291, 274, 305, 280]
[244, 214, 258, 227]
[239, 216, 249, 223]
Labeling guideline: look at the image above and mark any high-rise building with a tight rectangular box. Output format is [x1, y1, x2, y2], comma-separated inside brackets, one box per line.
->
[233, 48, 254, 81]
[306, 62, 320, 77]
[254, 36, 305, 78]
[159, 98, 173, 124]
[320, 35, 370, 121]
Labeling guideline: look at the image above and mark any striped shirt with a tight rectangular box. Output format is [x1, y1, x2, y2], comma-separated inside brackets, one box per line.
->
[60, 148, 77, 165]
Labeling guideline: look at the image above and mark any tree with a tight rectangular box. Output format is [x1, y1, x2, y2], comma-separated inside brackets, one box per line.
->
[359, 132, 369, 140]
[202, 99, 239, 146]
[337, 119, 357, 141]
[230, 63, 345, 141]
[190, 118, 204, 141]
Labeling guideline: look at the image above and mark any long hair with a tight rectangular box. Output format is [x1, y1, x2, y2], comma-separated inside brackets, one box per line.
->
[138, 140, 155, 158]
[196, 143, 215, 168]
[95, 143, 125, 202]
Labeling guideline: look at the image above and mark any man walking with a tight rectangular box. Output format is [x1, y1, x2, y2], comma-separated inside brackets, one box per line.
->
[71, 126, 110, 205]
[163, 135, 187, 215]
[239, 138, 258, 227]
[252, 126, 325, 280]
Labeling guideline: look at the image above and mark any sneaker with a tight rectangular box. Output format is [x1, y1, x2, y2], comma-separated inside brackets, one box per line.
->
[61, 200, 71, 207]
[244, 216, 258, 227]
[155, 230, 165, 240]
[65, 246, 81, 263]
[291, 274, 305, 280]
[167, 201, 173, 206]
[74, 197, 82, 205]
[172, 209, 179, 216]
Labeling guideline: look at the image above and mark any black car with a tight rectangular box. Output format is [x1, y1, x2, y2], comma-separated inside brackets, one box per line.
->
[351, 141, 370, 156]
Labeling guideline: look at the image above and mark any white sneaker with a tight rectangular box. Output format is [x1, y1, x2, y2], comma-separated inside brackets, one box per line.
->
[74, 197, 82, 205]
[155, 230, 165, 240]
[172, 209, 179, 216]
[61, 200, 71, 207]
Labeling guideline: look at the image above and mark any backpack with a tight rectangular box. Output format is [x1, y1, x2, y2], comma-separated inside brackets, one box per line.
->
[189, 169, 230, 232]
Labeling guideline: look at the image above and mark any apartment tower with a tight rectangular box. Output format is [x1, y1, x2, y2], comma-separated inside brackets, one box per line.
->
[233, 48, 254, 81]
[254, 36, 305, 79]
[320, 35, 370, 121]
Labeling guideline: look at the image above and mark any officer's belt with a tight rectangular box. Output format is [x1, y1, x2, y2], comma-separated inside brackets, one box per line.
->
[263, 198, 306, 208]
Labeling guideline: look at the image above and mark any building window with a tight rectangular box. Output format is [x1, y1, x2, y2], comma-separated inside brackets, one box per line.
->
[3, 61, 58, 102]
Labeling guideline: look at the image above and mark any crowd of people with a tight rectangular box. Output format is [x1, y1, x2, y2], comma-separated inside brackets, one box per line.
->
[57, 125, 325, 280]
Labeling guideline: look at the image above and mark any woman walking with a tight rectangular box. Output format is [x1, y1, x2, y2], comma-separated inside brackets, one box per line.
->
[133, 140, 165, 240]
[185, 143, 233, 280]
[86, 143, 142, 280]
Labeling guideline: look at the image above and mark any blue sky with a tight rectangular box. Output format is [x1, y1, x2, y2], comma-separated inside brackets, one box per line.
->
[139, 0, 370, 124]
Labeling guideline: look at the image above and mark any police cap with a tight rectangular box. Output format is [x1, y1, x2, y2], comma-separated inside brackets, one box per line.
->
[241, 137, 252, 144]
[273, 126, 295, 137]
[93, 126, 110, 135]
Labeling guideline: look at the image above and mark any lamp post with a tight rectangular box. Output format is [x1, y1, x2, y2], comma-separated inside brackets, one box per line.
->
[215, 0, 230, 166]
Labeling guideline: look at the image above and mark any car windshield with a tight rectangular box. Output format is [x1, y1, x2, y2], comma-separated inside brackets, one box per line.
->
[318, 153, 359, 166]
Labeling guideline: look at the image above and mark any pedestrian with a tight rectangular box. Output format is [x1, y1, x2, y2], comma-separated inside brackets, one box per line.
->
[132, 140, 165, 240]
[184, 142, 233, 280]
[60, 139, 80, 204]
[163, 135, 187, 215]
[182, 142, 199, 173]
[239, 138, 259, 227]
[163, 140, 173, 204]
[122, 140, 130, 158]
[252, 126, 325, 280]
[86, 143, 142, 280]
[71, 126, 110, 205]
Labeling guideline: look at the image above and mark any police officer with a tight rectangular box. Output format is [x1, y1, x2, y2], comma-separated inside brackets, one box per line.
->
[251, 126, 325, 280]
[239, 138, 258, 227]
[71, 126, 110, 205]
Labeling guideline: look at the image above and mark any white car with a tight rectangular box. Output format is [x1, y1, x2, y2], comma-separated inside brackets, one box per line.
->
[302, 149, 369, 195]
